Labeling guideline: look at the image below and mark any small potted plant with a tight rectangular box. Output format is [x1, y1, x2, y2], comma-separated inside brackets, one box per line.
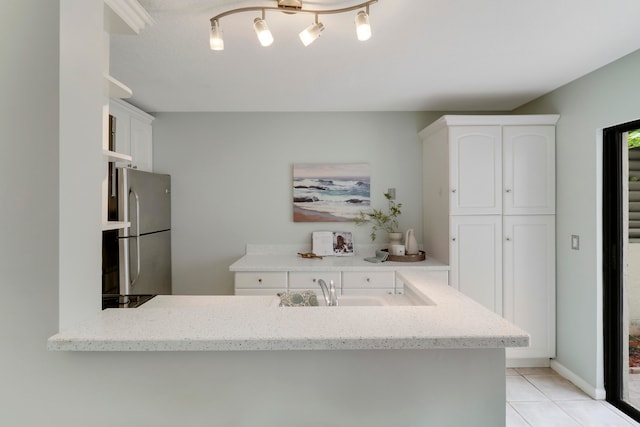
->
[354, 192, 403, 243]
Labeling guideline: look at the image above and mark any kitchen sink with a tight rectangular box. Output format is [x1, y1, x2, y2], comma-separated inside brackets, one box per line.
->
[272, 288, 433, 307]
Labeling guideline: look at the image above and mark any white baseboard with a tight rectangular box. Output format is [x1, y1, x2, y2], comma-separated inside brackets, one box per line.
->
[550, 359, 606, 400]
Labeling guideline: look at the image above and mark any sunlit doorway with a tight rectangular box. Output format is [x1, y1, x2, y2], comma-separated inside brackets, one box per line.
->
[603, 121, 640, 421]
[625, 129, 640, 408]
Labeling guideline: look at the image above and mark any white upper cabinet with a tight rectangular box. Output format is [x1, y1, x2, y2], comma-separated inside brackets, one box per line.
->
[420, 115, 559, 218]
[503, 126, 556, 215]
[130, 115, 153, 172]
[110, 99, 154, 172]
[450, 126, 502, 215]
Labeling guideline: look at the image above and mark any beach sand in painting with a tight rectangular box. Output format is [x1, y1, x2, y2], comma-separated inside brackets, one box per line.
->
[293, 205, 352, 222]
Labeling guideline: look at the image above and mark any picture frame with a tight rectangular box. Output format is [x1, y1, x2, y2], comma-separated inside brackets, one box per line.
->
[311, 231, 354, 256]
[293, 163, 370, 222]
[333, 231, 354, 256]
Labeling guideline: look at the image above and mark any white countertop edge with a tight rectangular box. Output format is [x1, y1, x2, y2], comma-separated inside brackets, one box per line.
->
[47, 336, 527, 352]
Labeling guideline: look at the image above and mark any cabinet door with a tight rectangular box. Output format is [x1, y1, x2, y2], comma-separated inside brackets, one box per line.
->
[503, 215, 555, 359]
[450, 215, 502, 314]
[449, 126, 502, 215]
[109, 101, 131, 164]
[503, 126, 555, 215]
[130, 116, 153, 172]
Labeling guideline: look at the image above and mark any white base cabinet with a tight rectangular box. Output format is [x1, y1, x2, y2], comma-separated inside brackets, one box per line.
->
[450, 215, 503, 314]
[504, 215, 556, 360]
[420, 114, 559, 363]
[289, 272, 342, 292]
[233, 270, 400, 296]
[234, 272, 287, 296]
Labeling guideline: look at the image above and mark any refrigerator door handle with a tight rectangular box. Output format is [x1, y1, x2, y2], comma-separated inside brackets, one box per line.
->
[130, 188, 142, 287]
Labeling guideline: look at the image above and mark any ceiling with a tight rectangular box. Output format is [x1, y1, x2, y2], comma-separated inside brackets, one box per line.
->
[110, 0, 640, 113]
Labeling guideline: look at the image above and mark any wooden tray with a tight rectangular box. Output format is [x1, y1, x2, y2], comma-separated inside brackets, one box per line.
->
[382, 250, 427, 262]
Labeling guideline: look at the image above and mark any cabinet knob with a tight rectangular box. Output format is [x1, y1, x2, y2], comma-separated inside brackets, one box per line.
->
[312, 278, 316, 282]
[452, 237, 456, 242]
[451, 189, 457, 193]
[506, 237, 512, 242]
[505, 188, 512, 193]
[366, 277, 370, 282]
[258, 278, 262, 284]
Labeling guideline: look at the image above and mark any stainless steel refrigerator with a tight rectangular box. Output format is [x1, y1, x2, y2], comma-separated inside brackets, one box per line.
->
[102, 167, 172, 307]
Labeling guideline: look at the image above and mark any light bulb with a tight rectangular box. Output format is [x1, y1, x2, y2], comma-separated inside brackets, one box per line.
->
[210, 20, 224, 51]
[355, 11, 371, 41]
[299, 22, 324, 47]
[253, 18, 273, 47]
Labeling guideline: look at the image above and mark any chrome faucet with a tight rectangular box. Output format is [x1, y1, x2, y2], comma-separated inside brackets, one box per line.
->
[317, 279, 338, 306]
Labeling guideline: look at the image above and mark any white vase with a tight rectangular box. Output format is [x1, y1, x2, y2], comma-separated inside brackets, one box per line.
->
[388, 232, 403, 247]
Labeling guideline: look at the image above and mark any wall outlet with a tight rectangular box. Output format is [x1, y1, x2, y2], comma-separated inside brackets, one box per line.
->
[571, 235, 580, 250]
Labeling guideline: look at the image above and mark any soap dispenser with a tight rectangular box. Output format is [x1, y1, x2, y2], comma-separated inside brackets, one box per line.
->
[405, 229, 418, 255]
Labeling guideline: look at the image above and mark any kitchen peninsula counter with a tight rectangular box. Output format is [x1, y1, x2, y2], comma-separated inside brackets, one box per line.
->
[47, 270, 528, 352]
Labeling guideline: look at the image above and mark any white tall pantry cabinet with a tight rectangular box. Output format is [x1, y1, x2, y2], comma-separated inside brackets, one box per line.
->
[419, 115, 559, 366]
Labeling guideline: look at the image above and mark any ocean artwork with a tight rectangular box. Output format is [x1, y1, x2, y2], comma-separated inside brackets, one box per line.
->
[293, 163, 370, 222]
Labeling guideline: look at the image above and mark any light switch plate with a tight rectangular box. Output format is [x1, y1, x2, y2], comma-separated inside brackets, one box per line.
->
[387, 188, 396, 199]
[571, 235, 580, 250]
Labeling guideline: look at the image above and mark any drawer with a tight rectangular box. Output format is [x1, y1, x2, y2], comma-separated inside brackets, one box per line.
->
[342, 271, 395, 289]
[235, 288, 286, 296]
[288, 271, 341, 290]
[235, 272, 287, 289]
[341, 288, 395, 296]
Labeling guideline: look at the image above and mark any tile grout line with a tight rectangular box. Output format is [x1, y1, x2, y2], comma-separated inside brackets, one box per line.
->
[509, 371, 586, 426]
[507, 370, 639, 426]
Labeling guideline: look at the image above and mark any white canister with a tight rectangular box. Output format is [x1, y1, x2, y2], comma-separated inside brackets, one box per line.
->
[390, 244, 405, 256]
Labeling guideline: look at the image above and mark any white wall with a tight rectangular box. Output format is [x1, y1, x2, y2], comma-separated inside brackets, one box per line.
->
[152, 112, 438, 294]
[515, 48, 640, 397]
[59, 0, 104, 329]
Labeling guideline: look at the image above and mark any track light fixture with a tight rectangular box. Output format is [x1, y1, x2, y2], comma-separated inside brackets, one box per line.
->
[253, 10, 274, 47]
[209, 0, 378, 51]
[355, 9, 371, 41]
[299, 16, 324, 47]
[209, 19, 224, 51]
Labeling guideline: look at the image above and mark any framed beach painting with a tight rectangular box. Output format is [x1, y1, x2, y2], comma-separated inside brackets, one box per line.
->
[293, 163, 370, 222]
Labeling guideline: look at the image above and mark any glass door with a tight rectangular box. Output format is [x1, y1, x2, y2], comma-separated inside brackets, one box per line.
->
[603, 121, 640, 421]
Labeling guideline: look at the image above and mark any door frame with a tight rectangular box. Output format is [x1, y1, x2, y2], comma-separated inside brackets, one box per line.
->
[603, 119, 640, 419]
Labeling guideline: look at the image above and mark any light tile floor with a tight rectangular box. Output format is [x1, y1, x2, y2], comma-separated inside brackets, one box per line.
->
[506, 367, 640, 426]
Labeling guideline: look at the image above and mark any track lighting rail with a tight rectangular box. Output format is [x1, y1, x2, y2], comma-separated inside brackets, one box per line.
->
[209, 0, 378, 50]
[209, 0, 378, 23]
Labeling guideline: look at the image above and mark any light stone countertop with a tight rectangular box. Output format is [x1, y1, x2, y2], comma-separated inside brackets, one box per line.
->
[229, 253, 448, 272]
[47, 269, 529, 352]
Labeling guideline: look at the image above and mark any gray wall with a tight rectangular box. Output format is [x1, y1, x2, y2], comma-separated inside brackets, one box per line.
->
[514, 48, 640, 395]
[152, 112, 438, 294]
